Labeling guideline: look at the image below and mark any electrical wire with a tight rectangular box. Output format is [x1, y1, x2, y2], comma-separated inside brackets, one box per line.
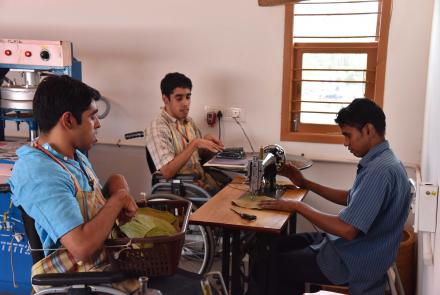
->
[233, 117, 255, 153]
[9, 236, 17, 288]
[217, 111, 223, 140]
[218, 115, 221, 140]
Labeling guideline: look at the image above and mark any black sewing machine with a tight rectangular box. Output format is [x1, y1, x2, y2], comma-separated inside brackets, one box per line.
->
[246, 144, 285, 198]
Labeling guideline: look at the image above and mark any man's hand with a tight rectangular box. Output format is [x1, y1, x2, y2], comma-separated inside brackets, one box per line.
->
[113, 189, 138, 225]
[279, 162, 306, 188]
[203, 134, 224, 147]
[195, 138, 224, 153]
[259, 199, 299, 212]
[60, 188, 138, 262]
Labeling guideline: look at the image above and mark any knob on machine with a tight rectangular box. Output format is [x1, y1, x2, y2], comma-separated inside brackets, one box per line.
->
[40, 50, 50, 61]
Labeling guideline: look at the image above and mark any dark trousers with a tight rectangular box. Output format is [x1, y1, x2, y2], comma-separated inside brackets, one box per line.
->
[248, 232, 332, 295]
[149, 269, 203, 295]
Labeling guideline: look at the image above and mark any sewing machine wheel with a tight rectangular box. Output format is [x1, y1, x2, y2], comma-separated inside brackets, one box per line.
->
[263, 144, 285, 169]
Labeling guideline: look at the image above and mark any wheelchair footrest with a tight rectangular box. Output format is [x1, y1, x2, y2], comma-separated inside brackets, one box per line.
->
[32, 271, 126, 286]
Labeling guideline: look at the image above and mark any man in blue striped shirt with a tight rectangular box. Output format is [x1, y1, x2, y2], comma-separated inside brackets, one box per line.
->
[256, 99, 411, 295]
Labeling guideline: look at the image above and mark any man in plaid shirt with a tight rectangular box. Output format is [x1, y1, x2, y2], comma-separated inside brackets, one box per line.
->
[146, 72, 227, 194]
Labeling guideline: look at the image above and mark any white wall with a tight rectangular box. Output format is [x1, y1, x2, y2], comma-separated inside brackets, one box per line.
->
[1, 3, 436, 292]
[419, 0, 440, 293]
[0, 0, 434, 167]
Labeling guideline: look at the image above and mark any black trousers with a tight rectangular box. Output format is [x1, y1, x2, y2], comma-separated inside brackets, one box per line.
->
[248, 232, 332, 295]
[148, 269, 203, 295]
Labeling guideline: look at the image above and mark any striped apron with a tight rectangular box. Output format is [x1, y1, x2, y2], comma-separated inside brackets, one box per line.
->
[174, 121, 220, 192]
[30, 143, 137, 293]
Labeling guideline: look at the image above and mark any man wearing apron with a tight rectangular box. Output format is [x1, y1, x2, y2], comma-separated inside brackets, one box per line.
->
[8, 75, 138, 292]
[146, 72, 229, 195]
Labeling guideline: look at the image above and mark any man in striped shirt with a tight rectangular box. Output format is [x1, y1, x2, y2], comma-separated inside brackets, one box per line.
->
[146, 72, 226, 194]
[254, 99, 411, 295]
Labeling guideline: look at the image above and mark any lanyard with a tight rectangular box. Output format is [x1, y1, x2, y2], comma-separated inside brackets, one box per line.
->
[76, 154, 94, 189]
[176, 121, 190, 144]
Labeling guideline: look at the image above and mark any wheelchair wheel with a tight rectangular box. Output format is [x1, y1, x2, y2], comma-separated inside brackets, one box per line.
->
[147, 193, 215, 275]
[179, 203, 215, 275]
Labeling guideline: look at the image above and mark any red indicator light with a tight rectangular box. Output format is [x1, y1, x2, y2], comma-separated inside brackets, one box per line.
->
[5, 49, 12, 56]
[25, 51, 32, 57]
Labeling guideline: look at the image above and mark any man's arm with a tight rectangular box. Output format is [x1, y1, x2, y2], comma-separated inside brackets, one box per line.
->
[259, 200, 359, 240]
[60, 188, 137, 262]
[198, 134, 224, 163]
[160, 137, 223, 179]
[303, 179, 349, 206]
[280, 162, 349, 205]
[102, 174, 135, 224]
[101, 173, 129, 198]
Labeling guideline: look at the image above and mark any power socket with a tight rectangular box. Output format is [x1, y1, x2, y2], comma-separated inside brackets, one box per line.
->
[207, 111, 217, 127]
[204, 106, 244, 122]
[231, 107, 241, 118]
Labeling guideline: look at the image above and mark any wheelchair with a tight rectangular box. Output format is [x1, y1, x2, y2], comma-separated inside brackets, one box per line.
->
[19, 192, 204, 295]
[122, 131, 231, 275]
[147, 146, 232, 275]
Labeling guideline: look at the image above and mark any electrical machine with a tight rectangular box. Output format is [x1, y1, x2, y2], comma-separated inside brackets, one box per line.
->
[0, 38, 82, 141]
[0, 39, 82, 294]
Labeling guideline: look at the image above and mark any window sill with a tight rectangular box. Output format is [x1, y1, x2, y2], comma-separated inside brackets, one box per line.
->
[280, 132, 344, 144]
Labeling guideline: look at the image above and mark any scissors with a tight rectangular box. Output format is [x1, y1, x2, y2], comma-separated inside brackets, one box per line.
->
[230, 208, 257, 221]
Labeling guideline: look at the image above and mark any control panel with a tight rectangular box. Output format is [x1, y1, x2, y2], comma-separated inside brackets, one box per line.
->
[0, 39, 72, 67]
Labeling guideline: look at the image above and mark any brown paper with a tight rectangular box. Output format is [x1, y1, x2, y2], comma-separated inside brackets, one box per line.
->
[232, 192, 274, 209]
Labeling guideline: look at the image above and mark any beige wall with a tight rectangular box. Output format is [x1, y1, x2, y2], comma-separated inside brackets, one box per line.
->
[2, 3, 433, 290]
[0, 0, 434, 166]
[419, 0, 440, 293]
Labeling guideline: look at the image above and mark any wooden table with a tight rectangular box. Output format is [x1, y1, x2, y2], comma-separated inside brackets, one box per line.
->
[190, 176, 308, 295]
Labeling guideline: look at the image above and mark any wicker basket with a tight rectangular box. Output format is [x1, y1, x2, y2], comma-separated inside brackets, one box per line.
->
[105, 199, 191, 277]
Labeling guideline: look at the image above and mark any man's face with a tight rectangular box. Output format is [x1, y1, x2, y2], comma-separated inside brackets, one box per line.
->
[74, 101, 101, 151]
[340, 124, 371, 158]
[163, 87, 191, 121]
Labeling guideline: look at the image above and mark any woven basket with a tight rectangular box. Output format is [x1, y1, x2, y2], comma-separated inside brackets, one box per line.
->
[105, 199, 191, 277]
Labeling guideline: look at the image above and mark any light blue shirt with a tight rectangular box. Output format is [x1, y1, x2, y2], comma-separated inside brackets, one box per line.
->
[316, 141, 411, 294]
[8, 143, 98, 255]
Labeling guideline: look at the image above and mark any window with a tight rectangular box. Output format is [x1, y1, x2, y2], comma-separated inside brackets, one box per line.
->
[280, 0, 392, 143]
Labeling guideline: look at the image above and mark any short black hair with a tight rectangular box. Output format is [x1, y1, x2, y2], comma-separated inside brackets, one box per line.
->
[335, 98, 386, 136]
[33, 75, 101, 133]
[160, 72, 192, 97]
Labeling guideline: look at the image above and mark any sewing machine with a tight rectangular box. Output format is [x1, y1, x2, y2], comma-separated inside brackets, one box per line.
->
[246, 144, 286, 198]
[0, 39, 82, 141]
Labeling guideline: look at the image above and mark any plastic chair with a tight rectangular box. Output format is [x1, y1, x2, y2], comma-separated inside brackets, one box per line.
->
[305, 264, 404, 295]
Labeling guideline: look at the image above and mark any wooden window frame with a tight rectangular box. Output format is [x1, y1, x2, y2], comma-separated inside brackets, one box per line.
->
[280, 1, 392, 144]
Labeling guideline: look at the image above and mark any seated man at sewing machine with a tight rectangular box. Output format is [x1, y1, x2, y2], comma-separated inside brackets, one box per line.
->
[248, 99, 412, 295]
[146, 72, 229, 194]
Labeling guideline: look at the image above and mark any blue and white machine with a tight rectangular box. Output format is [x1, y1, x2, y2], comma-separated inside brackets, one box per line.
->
[0, 39, 82, 141]
[0, 39, 82, 294]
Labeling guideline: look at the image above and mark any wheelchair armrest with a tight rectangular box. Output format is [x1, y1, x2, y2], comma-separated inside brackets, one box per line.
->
[32, 271, 127, 286]
[152, 172, 196, 184]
